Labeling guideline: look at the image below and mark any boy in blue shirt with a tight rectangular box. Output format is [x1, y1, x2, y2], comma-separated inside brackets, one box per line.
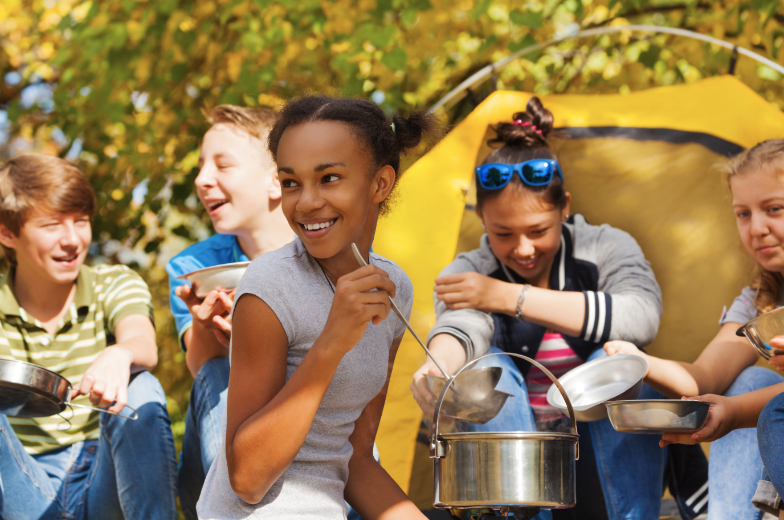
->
[166, 106, 294, 517]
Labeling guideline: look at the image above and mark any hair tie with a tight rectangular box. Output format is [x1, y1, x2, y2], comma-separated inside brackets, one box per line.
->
[390, 122, 395, 133]
[536, 130, 542, 135]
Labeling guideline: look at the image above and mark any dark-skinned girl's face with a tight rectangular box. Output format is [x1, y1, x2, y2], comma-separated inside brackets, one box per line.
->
[478, 185, 570, 288]
[276, 120, 394, 260]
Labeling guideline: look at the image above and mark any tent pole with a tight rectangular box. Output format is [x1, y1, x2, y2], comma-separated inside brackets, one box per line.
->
[431, 24, 784, 112]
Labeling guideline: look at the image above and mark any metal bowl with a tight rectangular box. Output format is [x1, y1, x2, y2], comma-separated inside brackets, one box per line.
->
[177, 262, 250, 298]
[426, 366, 502, 402]
[736, 306, 784, 360]
[604, 399, 712, 434]
[546, 355, 647, 422]
[427, 367, 509, 424]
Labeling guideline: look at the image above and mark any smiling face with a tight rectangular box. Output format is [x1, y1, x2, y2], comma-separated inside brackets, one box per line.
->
[275, 120, 393, 261]
[478, 186, 570, 287]
[731, 168, 784, 273]
[0, 210, 92, 285]
[195, 123, 278, 234]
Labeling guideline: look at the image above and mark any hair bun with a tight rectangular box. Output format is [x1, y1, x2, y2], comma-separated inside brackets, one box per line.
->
[391, 110, 439, 152]
[490, 96, 554, 149]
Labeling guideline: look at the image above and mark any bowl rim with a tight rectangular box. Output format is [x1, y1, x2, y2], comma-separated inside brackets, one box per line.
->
[546, 354, 648, 412]
[603, 398, 714, 407]
[176, 261, 251, 280]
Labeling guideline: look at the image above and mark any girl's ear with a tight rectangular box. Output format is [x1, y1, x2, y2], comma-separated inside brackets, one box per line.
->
[370, 165, 396, 206]
[562, 191, 572, 221]
[0, 224, 17, 250]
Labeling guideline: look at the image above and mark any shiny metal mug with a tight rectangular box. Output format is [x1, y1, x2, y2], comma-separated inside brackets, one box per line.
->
[430, 352, 579, 514]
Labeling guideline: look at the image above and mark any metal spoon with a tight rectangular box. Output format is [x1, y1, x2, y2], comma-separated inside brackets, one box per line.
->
[351, 243, 451, 380]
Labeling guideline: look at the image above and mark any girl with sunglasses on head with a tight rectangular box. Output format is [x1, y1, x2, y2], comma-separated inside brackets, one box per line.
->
[411, 97, 696, 520]
[196, 96, 437, 520]
[606, 139, 784, 519]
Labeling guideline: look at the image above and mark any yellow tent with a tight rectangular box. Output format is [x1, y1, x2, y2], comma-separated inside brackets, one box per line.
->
[371, 75, 784, 503]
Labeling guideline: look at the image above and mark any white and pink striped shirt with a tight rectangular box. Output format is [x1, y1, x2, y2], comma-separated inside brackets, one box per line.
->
[526, 332, 583, 424]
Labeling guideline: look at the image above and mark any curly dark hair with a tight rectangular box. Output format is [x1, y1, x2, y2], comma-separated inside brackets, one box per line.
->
[477, 96, 567, 212]
[268, 96, 439, 215]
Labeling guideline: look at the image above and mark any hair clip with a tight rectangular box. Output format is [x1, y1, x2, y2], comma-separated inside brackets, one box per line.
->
[536, 130, 542, 134]
[390, 122, 395, 133]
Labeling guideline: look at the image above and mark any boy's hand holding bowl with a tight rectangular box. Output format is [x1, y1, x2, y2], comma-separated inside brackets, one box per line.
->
[176, 284, 235, 347]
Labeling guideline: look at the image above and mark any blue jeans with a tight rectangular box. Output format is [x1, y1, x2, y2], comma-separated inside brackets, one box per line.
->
[463, 347, 668, 520]
[709, 366, 784, 520]
[0, 371, 177, 520]
[177, 357, 369, 520]
[756, 387, 784, 515]
[178, 357, 230, 520]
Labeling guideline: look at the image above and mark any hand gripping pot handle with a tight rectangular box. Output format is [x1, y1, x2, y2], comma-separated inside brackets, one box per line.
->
[65, 386, 139, 421]
[430, 352, 578, 460]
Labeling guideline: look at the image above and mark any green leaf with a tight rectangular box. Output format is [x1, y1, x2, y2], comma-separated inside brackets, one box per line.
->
[508, 34, 540, 60]
[638, 45, 660, 69]
[757, 64, 783, 81]
[381, 47, 408, 71]
[471, 0, 492, 20]
[401, 8, 418, 27]
[509, 10, 543, 28]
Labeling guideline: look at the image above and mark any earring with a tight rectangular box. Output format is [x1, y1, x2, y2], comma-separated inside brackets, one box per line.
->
[481, 221, 486, 229]
[563, 213, 569, 222]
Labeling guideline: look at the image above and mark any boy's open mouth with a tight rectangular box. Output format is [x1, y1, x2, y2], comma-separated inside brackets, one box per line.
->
[302, 219, 336, 231]
[207, 199, 228, 212]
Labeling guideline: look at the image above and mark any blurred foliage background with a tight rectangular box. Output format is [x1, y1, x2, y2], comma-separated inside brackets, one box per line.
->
[1, 0, 783, 486]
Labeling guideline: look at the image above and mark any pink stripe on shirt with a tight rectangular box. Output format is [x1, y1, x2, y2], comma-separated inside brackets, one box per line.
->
[526, 332, 583, 424]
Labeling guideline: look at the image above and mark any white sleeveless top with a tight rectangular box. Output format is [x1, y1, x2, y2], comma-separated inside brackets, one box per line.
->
[196, 239, 412, 519]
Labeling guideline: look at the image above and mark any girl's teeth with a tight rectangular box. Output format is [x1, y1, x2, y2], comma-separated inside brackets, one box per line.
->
[305, 220, 334, 231]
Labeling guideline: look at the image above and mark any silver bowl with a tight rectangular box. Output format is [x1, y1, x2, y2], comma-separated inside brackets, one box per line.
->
[736, 306, 784, 360]
[427, 367, 510, 424]
[604, 399, 712, 434]
[546, 355, 647, 422]
[177, 262, 250, 298]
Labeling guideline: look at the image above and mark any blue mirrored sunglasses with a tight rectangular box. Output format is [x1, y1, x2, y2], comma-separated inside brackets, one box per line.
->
[475, 159, 563, 190]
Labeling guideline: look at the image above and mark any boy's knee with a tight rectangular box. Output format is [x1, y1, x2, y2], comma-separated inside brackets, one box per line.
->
[726, 366, 784, 397]
[126, 371, 167, 410]
[759, 392, 784, 440]
[195, 357, 230, 386]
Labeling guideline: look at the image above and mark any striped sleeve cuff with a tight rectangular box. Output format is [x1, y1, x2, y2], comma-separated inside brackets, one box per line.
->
[427, 326, 474, 360]
[581, 291, 612, 344]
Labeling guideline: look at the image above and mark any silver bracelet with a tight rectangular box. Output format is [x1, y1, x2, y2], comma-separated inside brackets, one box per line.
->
[515, 284, 531, 321]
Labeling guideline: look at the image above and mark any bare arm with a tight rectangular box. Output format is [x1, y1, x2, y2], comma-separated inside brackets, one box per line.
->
[226, 265, 395, 504]
[345, 336, 427, 519]
[605, 322, 760, 397]
[660, 382, 784, 447]
[74, 313, 158, 413]
[178, 285, 233, 378]
[433, 273, 586, 337]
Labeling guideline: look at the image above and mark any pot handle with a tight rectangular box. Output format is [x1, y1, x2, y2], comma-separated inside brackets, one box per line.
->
[66, 387, 139, 420]
[430, 352, 578, 460]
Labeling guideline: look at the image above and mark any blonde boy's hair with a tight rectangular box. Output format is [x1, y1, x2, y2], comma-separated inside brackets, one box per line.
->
[0, 154, 96, 265]
[204, 105, 280, 141]
[723, 138, 784, 315]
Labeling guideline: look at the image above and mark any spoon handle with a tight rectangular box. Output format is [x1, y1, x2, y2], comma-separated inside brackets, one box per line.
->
[351, 244, 451, 380]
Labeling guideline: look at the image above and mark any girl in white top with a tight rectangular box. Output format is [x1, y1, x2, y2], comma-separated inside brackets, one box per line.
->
[196, 97, 436, 519]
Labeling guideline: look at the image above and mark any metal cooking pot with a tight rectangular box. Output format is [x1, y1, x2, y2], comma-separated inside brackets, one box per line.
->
[430, 352, 579, 516]
[0, 358, 137, 421]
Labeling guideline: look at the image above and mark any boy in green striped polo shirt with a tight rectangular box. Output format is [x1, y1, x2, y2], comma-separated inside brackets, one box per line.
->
[0, 154, 177, 520]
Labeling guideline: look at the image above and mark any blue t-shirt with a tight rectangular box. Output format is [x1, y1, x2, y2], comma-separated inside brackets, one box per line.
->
[166, 234, 249, 350]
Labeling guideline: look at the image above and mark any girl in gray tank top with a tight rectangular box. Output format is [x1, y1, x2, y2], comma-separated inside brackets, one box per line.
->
[197, 97, 437, 520]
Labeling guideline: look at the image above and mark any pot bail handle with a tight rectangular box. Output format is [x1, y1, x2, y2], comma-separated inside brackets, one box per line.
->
[66, 388, 139, 420]
[430, 351, 579, 460]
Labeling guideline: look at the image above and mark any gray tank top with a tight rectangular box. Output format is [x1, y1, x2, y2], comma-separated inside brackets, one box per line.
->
[197, 238, 412, 519]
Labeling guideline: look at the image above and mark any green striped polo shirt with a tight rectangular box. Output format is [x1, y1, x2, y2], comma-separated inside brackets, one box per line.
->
[0, 263, 154, 455]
